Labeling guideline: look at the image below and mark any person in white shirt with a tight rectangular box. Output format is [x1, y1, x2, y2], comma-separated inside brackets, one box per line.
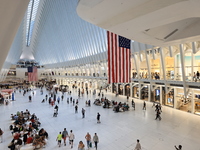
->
[69, 130, 75, 148]
[135, 139, 141, 150]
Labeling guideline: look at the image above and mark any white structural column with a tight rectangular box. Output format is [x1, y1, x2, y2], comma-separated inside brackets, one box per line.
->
[174, 54, 177, 80]
[192, 42, 197, 54]
[191, 49, 194, 81]
[159, 48, 167, 92]
[144, 48, 151, 79]
[123, 84, 125, 96]
[160, 85, 162, 105]
[133, 54, 139, 78]
[179, 44, 187, 99]
[169, 46, 174, 57]
[138, 82, 141, 100]
[148, 85, 151, 102]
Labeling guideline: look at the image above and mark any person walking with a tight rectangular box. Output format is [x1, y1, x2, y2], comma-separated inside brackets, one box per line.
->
[197, 71, 200, 81]
[155, 110, 162, 120]
[132, 99, 135, 110]
[57, 96, 60, 104]
[62, 128, 68, 146]
[97, 112, 101, 123]
[135, 139, 141, 150]
[75, 105, 78, 113]
[0, 128, 3, 143]
[82, 108, 85, 118]
[127, 95, 129, 102]
[69, 130, 75, 148]
[78, 141, 85, 150]
[28, 95, 32, 102]
[61, 94, 64, 101]
[85, 132, 91, 149]
[175, 145, 182, 150]
[143, 101, 146, 110]
[93, 133, 99, 150]
[56, 132, 62, 147]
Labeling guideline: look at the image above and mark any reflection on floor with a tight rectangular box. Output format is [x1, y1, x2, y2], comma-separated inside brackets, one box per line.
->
[0, 88, 200, 150]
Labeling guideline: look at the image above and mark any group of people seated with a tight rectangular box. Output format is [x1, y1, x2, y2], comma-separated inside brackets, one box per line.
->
[102, 99, 112, 108]
[8, 109, 48, 150]
[93, 99, 102, 106]
[113, 102, 130, 112]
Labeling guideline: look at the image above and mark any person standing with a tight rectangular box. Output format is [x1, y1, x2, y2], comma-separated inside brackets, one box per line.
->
[197, 71, 200, 81]
[62, 128, 68, 146]
[88, 100, 91, 106]
[45, 94, 48, 101]
[127, 95, 129, 102]
[97, 112, 101, 123]
[143, 101, 146, 110]
[69, 130, 75, 148]
[132, 99, 135, 110]
[135, 139, 141, 150]
[28, 95, 32, 102]
[175, 145, 182, 150]
[61, 94, 64, 101]
[0, 128, 3, 143]
[57, 96, 60, 104]
[85, 132, 91, 149]
[56, 132, 62, 147]
[82, 108, 85, 118]
[93, 133, 99, 150]
[75, 105, 78, 113]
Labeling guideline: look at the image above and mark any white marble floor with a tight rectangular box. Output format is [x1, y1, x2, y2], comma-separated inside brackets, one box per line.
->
[0, 87, 200, 150]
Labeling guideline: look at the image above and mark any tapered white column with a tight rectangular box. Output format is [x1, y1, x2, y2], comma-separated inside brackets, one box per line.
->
[179, 44, 187, 99]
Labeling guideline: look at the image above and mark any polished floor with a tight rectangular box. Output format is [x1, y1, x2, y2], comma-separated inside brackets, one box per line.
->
[0, 87, 200, 150]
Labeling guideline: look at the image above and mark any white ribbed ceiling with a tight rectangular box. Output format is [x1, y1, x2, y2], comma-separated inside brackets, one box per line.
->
[31, 0, 107, 66]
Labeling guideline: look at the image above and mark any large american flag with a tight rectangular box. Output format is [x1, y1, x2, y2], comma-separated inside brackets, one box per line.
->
[107, 31, 131, 83]
[27, 66, 38, 82]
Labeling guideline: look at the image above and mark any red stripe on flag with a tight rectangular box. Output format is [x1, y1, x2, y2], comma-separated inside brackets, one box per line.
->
[115, 34, 118, 83]
[107, 31, 111, 84]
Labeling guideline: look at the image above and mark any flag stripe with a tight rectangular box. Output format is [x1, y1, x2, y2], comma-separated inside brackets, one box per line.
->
[107, 31, 111, 84]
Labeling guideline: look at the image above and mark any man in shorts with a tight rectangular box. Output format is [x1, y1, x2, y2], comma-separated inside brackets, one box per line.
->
[56, 132, 62, 147]
[62, 128, 68, 146]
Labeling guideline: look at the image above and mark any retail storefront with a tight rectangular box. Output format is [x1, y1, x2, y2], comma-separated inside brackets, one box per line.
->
[164, 88, 174, 107]
[125, 84, 130, 97]
[132, 85, 139, 99]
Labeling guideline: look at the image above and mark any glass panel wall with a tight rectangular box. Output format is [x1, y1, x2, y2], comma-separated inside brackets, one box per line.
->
[150, 59, 161, 80]
[185, 52, 192, 81]
[175, 54, 182, 80]
[140, 60, 148, 79]
[165, 57, 174, 80]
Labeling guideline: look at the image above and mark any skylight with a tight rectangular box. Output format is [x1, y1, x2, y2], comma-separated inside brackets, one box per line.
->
[26, 0, 40, 47]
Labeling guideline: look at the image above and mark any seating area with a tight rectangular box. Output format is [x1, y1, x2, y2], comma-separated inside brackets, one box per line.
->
[113, 102, 130, 112]
[8, 109, 48, 150]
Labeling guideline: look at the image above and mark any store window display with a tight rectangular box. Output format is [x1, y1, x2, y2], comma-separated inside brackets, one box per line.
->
[176, 90, 192, 113]
[133, 86, 139, 99]
[165, 89, 174, 107]
[140, 86, 148, 101]
[194, 93, 200, 115]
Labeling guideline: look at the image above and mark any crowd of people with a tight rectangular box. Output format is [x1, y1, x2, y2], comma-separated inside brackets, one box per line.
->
[0, 82, 185, 150]
[8, 109, 48, 150]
